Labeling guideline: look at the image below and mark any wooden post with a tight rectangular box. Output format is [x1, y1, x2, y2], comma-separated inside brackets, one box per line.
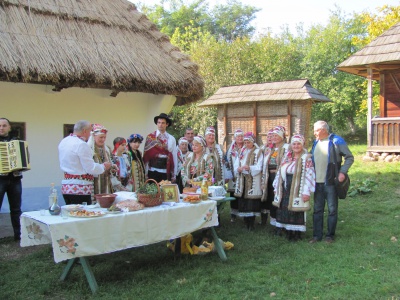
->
[223, 104, 227, 152]
[287, 100, 292, 138]
[253, 102, 257, 135]
[367, 67, 373, 148]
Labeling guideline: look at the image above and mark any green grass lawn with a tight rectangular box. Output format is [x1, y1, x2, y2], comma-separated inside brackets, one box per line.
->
[1, 144, 399, 299]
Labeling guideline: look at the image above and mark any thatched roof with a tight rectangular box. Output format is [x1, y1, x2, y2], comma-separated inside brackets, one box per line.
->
[198, 79, 330, 107]
[337, 22, 400, 80]
[0, 0, 204, 105]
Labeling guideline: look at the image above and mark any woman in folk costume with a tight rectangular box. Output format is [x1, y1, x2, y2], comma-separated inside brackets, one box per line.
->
[226, 128, 244, 223]
[234, 132, 264, 231]
[181, 136, 214, 187]
[261, 126, 290, 232]
[273, 134, 315, 241]
[204, 126, 225, 186]
[111, 137, 132, 192]
[87, 124, 114, 197]
[126, 134, 145, 192]
[176, 137, 191, 193]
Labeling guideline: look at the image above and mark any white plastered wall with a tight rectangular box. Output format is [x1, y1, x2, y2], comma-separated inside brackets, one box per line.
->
[0, 81, 175, 211]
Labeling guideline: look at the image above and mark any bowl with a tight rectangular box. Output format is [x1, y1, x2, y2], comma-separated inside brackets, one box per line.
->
[95, 193, 117, 208]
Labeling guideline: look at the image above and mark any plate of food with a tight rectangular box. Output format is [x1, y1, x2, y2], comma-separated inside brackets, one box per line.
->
[183, 194, 202, 204]
[61, 204, 84, 212]
[69, 210, 105, 218]
[208, 196, 225, 201]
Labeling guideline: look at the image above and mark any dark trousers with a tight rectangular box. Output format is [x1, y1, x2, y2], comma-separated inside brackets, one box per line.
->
[313, 183, 338, 240]
[62, 194, 92, 205]
[0, 176, 22, 239]
[148, 170, 168, 183]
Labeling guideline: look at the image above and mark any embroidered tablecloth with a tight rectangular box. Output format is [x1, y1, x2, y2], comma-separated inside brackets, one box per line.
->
[20, 201, 218, 263]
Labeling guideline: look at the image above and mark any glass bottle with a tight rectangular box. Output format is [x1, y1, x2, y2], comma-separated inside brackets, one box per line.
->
[49, 183, 61, 215]
[201, 177, 209, 200]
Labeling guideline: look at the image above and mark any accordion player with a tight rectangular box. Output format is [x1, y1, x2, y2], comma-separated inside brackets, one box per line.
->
[0, 140, 31, 174]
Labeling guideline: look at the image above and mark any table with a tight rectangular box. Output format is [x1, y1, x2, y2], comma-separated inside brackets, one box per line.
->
[20, 201, 224, 293]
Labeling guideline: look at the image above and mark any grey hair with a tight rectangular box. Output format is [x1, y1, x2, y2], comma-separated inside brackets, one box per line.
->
[74, 120, 91, 133]
[314, 120, 329, 132]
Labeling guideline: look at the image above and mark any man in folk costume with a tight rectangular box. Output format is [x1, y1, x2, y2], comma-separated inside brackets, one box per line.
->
[176, 137, 191, 193]
[59, 120, 112, 205]
[143, 113, 178, 183]
[87, 123, 114, 196]
[204, 126, 225, 186]
[234, 132, 264, 231]
[226, 128, 244, 223]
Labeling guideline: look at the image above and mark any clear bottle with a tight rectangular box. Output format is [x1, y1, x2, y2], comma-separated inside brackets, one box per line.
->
[48, 183, 61, 215]
[201, 177, 209, 200]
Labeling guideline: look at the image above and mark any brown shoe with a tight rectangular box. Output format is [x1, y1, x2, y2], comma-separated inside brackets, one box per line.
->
[325, 238, 334, 244]
[309, 237, 320, 244]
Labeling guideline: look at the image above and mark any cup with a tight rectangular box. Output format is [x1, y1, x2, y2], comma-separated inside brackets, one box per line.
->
[61, 208, 69, 219]
[40, 209, 46, 216]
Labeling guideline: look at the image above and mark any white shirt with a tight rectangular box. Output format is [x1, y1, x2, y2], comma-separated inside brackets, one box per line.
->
[58, 135, 105, 185]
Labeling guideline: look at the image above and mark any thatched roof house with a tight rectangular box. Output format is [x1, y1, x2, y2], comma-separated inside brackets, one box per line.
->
[199, 79, 330, 149]
[338, 22, 400, 153]
[0, 0, 204, 211]
[0, 0, 204, 105]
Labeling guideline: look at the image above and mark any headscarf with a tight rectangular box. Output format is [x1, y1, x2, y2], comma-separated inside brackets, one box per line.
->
[112, 138, 127, 155]
[243, 132, 255, 143]
[178, 137, 189, 145]
[205, 126, 215, 136]
[291, 133, 305, 145]
[272, 125, 286, 139]
[193, 135, 206, 148]
[234, 128, 244, 137]
[87, 123, 107, 153]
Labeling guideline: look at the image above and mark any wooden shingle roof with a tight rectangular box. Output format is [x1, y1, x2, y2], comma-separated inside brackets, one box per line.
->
[337, 22, 400, 80]
[0, 0, 204, 105]
[198, 79, 330, 107]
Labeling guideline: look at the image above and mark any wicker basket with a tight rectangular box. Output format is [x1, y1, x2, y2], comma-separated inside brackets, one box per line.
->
[137, 179, 163, 207]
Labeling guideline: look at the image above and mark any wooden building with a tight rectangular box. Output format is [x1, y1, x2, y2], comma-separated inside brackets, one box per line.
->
[337, 22, 400, 153]
[198, 79, 330, 150]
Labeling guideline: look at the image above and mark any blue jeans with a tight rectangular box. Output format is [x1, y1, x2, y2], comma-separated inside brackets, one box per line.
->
[0, 175, 22, 239]
[312, 183, 338, 240]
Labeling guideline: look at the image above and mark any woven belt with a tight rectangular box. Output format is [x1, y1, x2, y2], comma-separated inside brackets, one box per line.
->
[64, 173, 94, 181]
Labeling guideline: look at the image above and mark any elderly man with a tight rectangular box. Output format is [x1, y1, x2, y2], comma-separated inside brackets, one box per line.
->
[143, 113, 178, 182]
[309, 121, 354, 244]
[0, 117, 25, 240]
[58, 120, 112, 205]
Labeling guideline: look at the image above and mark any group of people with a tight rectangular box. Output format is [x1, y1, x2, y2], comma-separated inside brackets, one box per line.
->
[0, 113, 353, 244]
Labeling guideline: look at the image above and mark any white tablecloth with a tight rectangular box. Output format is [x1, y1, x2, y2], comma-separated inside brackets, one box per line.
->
[20, 201, 218, 263]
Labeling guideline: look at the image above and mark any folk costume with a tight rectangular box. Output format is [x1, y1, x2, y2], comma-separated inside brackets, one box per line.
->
[273, 134, 316, 240]
[204, 126, 225, 186]
[176, 137, 190, 193]
[181, 136, 214, 187]
[111, 138, 133, 192]
[127, 134, 146, 192]
[261, 126, 289, 227]
[59, 133, 105, 205]
[234, 132, 264, 230]
[87, 124, 113, 197]
[143, 114, 177, 182]
[226, 128, 244, 220]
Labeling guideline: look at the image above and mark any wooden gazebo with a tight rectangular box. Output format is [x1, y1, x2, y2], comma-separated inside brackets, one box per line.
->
[198, 79, 330, 150]
[337, 22, 400, 153]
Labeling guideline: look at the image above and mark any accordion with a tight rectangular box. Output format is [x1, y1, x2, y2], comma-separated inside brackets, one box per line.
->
[0, 140, 31, 173]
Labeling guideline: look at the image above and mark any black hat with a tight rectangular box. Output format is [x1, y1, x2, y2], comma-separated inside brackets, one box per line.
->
[154, 113, 173, 126]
